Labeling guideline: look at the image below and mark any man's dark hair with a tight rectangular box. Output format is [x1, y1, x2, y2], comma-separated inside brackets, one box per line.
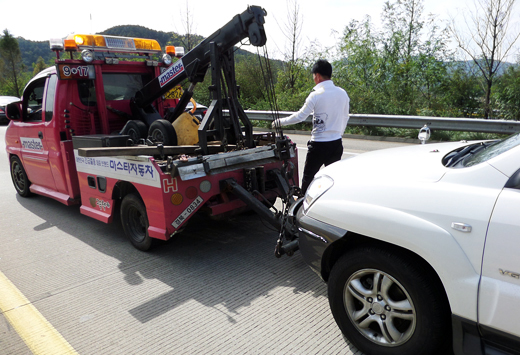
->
[311, 59, 332, 78]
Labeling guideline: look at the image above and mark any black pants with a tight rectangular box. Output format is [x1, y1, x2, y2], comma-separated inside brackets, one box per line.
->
[301, 139, 343, 194]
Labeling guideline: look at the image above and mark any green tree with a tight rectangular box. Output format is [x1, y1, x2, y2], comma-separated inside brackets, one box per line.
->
[32, 56, 47, 76]
[235, 55, 271, 110]
[444, 63, 484, 117]
[335, 0, 452, 116]
[450, 0, 520, 118]
[335, 17, 386, 114]
[190, 70, 211, 107]
[0, 59, 4, 95]
[380, 0, 452, 114]
[275, 65, 313, 111]
[414, 17, 453, 113]
[493, 64, 520, 120]
[0, 29, 25, 97]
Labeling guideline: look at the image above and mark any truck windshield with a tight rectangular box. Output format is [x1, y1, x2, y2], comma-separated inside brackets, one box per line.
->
[463, 133, 520, 167]
[103, 73, 151, 101]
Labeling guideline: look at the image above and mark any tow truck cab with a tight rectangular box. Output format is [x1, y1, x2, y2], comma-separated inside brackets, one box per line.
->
[5, 36, 177, 205]
[5, 28, 299, 251]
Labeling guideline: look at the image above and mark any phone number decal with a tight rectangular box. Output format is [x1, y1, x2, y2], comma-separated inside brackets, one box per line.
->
[57, 64, 95, 80]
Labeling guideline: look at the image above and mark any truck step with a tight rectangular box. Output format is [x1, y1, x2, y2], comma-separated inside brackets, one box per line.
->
[29, 185, 79, 206]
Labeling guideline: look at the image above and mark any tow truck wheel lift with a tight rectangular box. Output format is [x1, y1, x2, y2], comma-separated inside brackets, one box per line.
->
[223, 180, 301, 257]
[130, 5, 302, 257]
[219, 133, 302, 258]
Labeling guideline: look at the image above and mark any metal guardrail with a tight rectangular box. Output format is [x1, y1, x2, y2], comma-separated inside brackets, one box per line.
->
[244, 110, 520, 135]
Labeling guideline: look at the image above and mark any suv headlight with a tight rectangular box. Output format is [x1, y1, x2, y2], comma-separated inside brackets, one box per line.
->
[303, 175, 334, 213]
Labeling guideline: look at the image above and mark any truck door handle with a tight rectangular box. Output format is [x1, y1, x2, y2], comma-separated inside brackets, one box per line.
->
[38, 131, 43, 139]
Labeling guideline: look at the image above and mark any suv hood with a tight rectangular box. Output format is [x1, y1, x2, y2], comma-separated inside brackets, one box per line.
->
[320, 141, 475, 184]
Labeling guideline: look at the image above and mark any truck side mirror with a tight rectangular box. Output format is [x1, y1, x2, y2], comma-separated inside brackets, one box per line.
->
[5, 102, 22, 121]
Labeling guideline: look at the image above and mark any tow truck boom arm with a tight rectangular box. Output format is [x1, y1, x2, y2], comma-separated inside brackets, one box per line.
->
[134, 5, 267, 108]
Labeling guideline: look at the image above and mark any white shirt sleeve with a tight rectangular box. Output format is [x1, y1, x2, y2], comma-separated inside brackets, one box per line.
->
[277, 92, 316, 126]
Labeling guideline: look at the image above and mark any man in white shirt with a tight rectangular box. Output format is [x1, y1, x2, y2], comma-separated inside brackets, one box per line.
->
[272, 59, 350, 193]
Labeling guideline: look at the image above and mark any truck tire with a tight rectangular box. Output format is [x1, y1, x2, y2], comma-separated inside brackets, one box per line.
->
[121, 120, 148, 143]
[328, 246, 450, 355]
[120, 193, 153, 251]
[10, 156, 32, 197]
[148, 119, 178, 146]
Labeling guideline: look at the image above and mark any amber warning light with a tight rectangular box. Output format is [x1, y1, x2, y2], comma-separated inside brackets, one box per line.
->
[50, 35, 185, 65]
[50, 34, 163, 54]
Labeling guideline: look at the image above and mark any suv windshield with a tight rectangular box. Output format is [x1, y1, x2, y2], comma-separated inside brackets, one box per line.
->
[463, 133, 520, 167]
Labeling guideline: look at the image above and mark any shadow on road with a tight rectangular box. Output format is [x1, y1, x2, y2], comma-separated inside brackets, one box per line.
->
[16, 194, 328, 324]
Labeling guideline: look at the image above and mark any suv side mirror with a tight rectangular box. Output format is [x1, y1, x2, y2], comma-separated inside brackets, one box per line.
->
[5, 102, 22, 121]
[418, 124, 431, 144]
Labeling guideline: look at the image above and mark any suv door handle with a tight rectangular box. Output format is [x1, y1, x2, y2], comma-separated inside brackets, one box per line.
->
[38, 131, 43, 139]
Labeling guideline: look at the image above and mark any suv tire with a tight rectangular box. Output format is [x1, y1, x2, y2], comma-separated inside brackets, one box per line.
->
[328, 246, 451, 355]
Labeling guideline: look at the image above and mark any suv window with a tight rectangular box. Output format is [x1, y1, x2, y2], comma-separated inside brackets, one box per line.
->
[102, 73, 150, 101]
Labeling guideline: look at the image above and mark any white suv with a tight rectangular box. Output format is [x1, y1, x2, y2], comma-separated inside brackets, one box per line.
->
[295, 133, 520, 355]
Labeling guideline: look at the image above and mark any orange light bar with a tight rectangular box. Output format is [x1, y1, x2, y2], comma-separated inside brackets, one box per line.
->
[72, 34, 107, 47]
[63, 39, 78, 51]
[134, 38, 161, 51]
[66, 34, 161, 53]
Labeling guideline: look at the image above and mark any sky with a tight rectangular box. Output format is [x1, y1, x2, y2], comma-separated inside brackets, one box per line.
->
[1, 0, 519, 62]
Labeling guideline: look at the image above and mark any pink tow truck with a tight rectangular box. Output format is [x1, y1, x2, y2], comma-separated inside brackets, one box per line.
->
[5, 6, 301, 254]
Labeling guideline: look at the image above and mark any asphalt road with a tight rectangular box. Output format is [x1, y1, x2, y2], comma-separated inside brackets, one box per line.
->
[0, 125, 412, 355]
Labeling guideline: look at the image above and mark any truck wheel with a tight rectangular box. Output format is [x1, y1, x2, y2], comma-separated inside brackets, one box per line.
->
[328, 246, 450, 355]
[10, 156, 32, 197]
[122, 120, 148, 143]
[148, 119, 178, 146]
[120, 193, 153, 251]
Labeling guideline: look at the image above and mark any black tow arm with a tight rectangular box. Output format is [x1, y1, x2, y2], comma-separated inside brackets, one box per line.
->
[221, 176, 302, 258]
[220, 178, 281, 230]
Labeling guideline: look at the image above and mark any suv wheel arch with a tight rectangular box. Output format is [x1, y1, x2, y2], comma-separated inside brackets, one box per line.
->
[322, 233, 450, 312]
